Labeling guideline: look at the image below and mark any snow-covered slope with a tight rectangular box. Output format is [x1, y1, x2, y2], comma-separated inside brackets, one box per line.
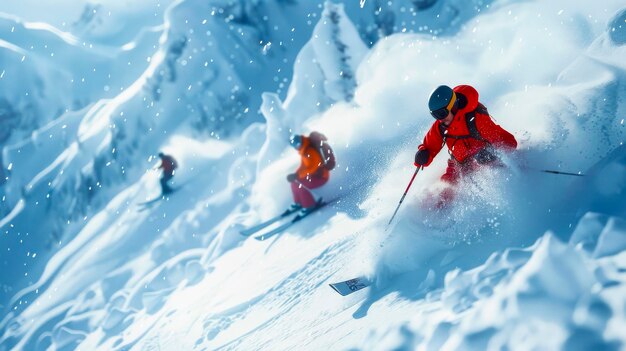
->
[1, 0, 626, 350]
[0, 0, 494, 305]
[0, 0, 329, 302]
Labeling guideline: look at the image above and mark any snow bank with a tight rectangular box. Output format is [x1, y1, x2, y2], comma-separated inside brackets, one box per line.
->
[397, 231, 622, 351]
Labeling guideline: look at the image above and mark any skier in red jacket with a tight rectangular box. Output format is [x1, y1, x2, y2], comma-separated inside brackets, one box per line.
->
[414, 85, 517, 206]
[157, 152, 178, 195]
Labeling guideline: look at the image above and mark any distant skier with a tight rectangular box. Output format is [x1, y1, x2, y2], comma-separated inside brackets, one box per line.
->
[156, 152, 178, 195]
[287, 132, 335, 214]
[414, 85, 517, 207]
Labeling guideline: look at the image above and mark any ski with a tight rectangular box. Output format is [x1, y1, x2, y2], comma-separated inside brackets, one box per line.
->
[254, 198, 337, 241]
[329, 276, 371, 296]
[137, 196, 164, 208]
[253, 214, 304, 241]
[240, 207, 301, 237]
[136, 188, 180, 211]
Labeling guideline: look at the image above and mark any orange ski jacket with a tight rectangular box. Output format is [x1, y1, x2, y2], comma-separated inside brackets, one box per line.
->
[296, 136, 330, 181]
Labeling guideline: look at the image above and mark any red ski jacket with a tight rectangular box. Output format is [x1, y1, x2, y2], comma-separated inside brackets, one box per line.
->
[418, 85, 517, 166]
[159, 155, 178, 176]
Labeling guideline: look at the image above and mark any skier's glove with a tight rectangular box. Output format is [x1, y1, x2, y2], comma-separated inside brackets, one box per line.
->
[414, 149, 429, 167]
[286, 173, 297, 182]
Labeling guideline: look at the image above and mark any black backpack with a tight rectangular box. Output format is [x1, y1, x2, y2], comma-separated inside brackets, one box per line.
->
[438, 103, 498, 164]
[438, 102, 490, 142]
[308, 132, 336, 170]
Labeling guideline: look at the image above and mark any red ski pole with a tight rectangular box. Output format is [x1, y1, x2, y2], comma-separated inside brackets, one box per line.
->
[387, 167, 421, 227]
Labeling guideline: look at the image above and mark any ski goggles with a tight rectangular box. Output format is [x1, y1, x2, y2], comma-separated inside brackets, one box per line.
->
[430, 92, 457, 120]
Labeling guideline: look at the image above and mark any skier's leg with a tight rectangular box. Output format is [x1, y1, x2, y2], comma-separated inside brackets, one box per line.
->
[160, 176, 167, 193]
[440, 159, 460, 184]
[304, 176, 328, 190]
[437, 159, 460, 208]
[291, 181, 304, 207]
[297, 183, 316, 208]
[161, 174, 173, 194]
[297, 176, 328, 208]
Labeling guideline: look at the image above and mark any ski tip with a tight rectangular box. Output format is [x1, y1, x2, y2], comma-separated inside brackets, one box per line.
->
[328, 283, 345, 296]
[329, 277, 371, 296]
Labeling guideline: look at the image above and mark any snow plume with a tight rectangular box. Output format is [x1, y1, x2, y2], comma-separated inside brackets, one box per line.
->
[345, 0, 626, 283]
[357, 155, 523, 288]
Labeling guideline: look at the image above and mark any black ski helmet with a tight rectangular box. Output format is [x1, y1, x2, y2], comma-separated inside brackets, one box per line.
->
[289, 134, 303, 149]
[428, 85, 457, 120]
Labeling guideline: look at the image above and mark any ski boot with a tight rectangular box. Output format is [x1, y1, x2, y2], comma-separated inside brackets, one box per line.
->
[298, 197, 324, 216]
[282, 203, 302, 216]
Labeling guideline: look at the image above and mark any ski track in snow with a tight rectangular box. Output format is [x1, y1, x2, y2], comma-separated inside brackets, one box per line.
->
[1, 0, 626, 350]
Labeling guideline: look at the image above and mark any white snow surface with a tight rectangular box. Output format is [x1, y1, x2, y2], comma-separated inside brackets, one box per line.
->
[1, 0, 626, 350]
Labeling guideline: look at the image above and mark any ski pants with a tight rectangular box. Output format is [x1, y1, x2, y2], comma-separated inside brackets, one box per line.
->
[291, 176, 328, 208]
[436, 156, 502, 207]
[160, 173, 173, 194]
[440, 158, 479, 184]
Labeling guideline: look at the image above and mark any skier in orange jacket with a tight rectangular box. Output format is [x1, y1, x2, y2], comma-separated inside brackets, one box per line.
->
[287, 132, 334, 214]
